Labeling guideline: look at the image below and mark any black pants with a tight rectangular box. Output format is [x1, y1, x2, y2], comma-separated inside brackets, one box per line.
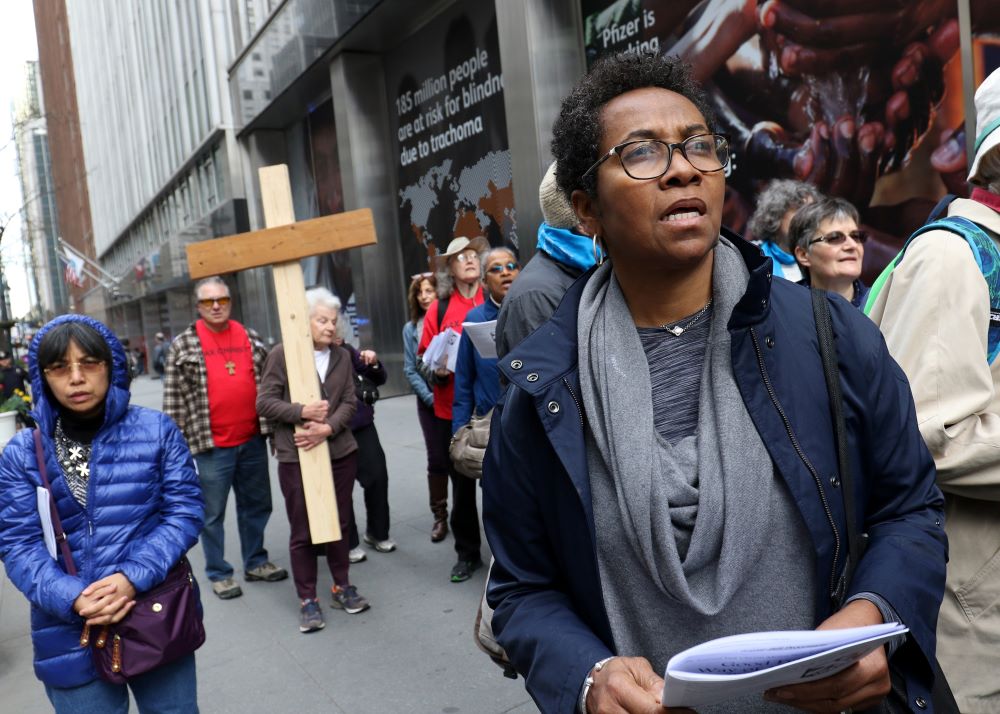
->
[433, 415, 481, 562]
[348, 423, 391, 547]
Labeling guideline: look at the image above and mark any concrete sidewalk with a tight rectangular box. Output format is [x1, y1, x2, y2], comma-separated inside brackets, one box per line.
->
[0, 375, 537, 713]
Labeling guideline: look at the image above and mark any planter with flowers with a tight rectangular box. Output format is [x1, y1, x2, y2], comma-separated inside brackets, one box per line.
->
[0, 389, 31, 446]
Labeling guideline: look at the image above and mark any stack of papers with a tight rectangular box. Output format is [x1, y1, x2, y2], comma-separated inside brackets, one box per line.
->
[422, 328, 461, 373]
[662, 623, 907, 708]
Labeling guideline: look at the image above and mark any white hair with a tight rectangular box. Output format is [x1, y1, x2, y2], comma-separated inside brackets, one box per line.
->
[305, 287, 341, 315]
[194, 276, 229, 299]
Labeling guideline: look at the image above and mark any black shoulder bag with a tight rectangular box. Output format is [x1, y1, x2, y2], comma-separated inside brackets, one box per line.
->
[811, 289, 958, 714]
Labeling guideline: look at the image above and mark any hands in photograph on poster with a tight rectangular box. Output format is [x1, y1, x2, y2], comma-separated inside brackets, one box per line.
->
[582, 0, 1000, 279]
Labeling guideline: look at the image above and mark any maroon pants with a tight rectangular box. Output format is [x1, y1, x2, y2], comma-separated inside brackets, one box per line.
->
[277, 450, 357, 601]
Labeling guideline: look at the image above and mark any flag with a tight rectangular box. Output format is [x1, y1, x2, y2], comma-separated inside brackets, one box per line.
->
[59, 247, 85, 287]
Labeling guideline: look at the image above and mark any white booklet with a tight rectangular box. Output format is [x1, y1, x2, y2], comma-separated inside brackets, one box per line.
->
[461, 320, 498, 359]
[661, 623, 907, 708]
[36, 487, 57, 559]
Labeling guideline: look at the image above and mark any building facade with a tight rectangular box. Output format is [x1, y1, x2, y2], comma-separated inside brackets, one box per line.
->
[32, 0, 96, 321]
[13, 61, 67, 323]
[36, 0, 997, 395]
[54, 0, 251, 363]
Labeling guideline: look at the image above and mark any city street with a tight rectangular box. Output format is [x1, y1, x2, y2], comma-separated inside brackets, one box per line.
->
[0, 376, 537, 713]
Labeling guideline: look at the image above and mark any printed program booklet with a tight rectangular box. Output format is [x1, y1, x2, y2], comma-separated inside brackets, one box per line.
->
[661, 622, 907, 708]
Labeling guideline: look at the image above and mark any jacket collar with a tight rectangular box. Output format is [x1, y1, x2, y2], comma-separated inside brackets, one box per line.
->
[499, 227, 771, 393]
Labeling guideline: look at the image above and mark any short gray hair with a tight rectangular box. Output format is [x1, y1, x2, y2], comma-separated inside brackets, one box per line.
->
[789, 197, 860, 256]
[305, 286, 341, 316]
[480, 247, 516, 277]
[979, 145, 1000, 195]
[194, 276, 229, 299]
[748, 180, 822, 247]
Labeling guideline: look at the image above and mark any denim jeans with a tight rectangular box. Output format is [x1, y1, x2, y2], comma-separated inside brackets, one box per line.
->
[45, 654, 198, 714]
[193, 434, 272, 581]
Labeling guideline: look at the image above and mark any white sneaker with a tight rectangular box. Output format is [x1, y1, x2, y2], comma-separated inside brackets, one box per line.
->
[363, 533, 397, 553]
[348, 546, 367, 563]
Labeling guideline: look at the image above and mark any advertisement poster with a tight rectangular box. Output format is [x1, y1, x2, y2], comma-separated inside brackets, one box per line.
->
[385, 0, 516, 281]
[581, 0, 1000, 279]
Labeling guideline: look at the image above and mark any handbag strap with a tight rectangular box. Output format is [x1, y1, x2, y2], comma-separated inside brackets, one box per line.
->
[810, 289, 863, 605]
[33, 428, 78, 576]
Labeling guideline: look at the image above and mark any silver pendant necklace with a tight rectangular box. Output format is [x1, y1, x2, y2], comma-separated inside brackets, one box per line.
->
[661, 298, 713, 336]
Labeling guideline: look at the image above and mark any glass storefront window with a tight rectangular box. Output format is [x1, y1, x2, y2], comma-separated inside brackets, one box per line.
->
[230, 0, 380, 127]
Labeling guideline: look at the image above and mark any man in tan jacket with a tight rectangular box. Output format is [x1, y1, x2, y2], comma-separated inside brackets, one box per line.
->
[868, 67, 1000, 713]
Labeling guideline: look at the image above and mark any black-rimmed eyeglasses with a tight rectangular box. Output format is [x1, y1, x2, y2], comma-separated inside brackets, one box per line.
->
[808, 230, 868, 247]
[581, 133, 730, 180]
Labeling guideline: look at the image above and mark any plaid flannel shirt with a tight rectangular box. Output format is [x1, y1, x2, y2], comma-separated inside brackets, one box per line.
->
[162, 321, 272, 455]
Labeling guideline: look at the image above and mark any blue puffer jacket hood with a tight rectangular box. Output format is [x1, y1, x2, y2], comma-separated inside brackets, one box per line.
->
[28, 314, 131, 436]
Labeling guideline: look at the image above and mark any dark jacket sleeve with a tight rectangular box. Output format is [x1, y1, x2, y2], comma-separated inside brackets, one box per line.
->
[452, 332, 476, 435]
[496, 290, 560, 359]
[835, 300, 947, 703]
[255, 345, 304, 425]
[346, 343, 387, 386]
[483, 391, 613, 713]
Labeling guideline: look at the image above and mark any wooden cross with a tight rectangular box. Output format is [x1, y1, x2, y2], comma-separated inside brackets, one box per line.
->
[186, 164, 377, 543]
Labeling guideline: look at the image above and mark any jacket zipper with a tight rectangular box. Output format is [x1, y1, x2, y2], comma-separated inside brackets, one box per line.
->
[562, 377, 584, 428]
[749, 327, 841, 601]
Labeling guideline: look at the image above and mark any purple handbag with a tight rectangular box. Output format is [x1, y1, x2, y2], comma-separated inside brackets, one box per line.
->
[33, 429, 206, 683]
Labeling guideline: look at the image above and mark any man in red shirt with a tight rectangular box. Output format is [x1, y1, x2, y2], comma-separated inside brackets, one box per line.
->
[164, 276, 287, 599]
[419, 236, 488, 582]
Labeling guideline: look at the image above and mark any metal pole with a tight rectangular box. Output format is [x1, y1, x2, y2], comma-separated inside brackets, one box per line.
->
[957, 0, 978, 168]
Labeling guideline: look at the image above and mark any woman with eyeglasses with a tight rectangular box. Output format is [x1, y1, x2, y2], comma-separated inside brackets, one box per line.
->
[482, 51, 945, 713]
[418, 235, 487, 582]
[790, 198, 870, 308]
[0, 315, 204, 712]
[451, 247, 520, 453]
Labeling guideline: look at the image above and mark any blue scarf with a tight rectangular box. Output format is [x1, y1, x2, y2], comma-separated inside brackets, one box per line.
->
[535, 223, 596, 273]
[758, 240, 797, 279]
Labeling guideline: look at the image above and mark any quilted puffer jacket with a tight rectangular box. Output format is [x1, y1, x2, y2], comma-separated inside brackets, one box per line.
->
[0, 315, 204, 688]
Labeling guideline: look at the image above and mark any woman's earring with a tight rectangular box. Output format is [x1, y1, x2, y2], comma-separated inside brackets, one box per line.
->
[592, 234, 605, 266]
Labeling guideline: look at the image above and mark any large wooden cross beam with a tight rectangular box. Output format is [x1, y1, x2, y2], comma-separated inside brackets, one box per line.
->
[186, 164, 377, 543]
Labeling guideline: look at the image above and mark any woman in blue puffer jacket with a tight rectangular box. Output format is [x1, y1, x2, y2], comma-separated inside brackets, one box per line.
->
[0, 315, 204, 713]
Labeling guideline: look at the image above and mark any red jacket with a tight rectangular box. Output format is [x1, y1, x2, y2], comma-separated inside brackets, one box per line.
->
[418, 287, 484, 420]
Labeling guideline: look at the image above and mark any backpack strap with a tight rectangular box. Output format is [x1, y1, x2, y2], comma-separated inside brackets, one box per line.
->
[436, 294, 450, 329]
[865, 215, 1000, 364]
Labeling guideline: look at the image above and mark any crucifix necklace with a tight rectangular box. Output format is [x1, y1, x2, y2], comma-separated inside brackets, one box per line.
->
[660, 298, 714, 336]
[207, 325, 238, 376]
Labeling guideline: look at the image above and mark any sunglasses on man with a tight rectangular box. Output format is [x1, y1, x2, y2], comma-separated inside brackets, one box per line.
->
[197, 296, 232, 308]
[486, 262, 519, 274]
[808, 230, 868, 247]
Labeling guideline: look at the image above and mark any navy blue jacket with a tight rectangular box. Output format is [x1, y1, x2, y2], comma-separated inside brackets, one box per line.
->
[483, 236, 947, 713]
[452, 298, 501, 434]
[0, 315, 204, 688]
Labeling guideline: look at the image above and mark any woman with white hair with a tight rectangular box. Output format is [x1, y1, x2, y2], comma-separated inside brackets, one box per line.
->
[257, 287, 370, 634]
